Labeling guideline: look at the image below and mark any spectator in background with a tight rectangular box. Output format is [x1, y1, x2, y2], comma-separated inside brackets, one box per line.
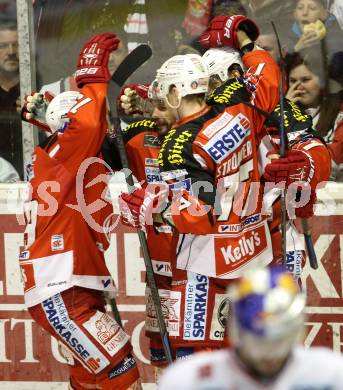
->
[285, 52, 343, 181]
[330, 0, 343, 29]
[0, 20, 22, 179]
[287, 0, 343, 60]
[0, 156, 19, 182]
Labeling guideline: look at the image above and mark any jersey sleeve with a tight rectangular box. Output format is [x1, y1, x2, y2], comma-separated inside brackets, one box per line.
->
[51, 83, 108, 175]
[242, 49, 280, 115]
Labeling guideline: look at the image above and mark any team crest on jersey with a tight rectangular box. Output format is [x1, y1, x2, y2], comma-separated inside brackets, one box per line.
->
[51, 234, 64, 251]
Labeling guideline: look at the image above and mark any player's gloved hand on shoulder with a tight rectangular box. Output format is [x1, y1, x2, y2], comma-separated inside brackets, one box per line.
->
[264, 149, 314, 187]
[21, 91, 55, 133]
[75, 33, 120, 88]
[119, 83, 153, 116]
[118, 187, 168, 231]
[199, 15, 259, 49]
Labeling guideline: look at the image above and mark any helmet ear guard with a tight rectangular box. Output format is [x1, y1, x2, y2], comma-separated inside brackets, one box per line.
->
[45, 91, 84, 133]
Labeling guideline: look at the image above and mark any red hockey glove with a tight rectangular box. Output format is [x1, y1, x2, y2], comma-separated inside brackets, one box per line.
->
[21, 91, 55, 133]
[118, 187, 168, 231]
[199, 15, 259, 49]
[264, 149, 314, 187]
[294, 188, 316, 218]
[75, 33, 120, 88]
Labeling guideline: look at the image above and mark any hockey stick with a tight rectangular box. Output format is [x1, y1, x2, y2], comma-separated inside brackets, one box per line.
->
[108, 44, 173, 364]
[271, 22, 318, 269]
[102, 46, 153, 328]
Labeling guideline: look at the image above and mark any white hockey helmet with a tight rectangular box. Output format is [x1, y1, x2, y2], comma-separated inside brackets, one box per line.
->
[154, 54, 209, 100]
[45, 91, 84, 133]
[202, 47, 243, 82]
[227, 266, 306, 363]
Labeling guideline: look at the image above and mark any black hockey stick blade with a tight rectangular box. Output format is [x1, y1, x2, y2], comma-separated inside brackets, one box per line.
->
[112, 44, 152, 87]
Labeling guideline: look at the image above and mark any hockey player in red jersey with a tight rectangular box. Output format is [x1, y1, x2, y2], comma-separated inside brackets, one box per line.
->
[119, 15, 330, 357]
[158, 266, 343, 390]
[19, 33, 141, 390]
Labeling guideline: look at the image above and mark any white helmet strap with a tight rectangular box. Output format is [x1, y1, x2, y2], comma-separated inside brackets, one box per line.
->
[165, 93, 182, 110]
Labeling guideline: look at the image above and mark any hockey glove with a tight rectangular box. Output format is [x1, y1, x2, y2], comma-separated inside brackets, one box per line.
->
[264, 149, 314, 186]
[294, 188, 316, 218]
[21, 91, 55, 133]
[75, 33, 120, 88]
[199, 15, 259, 49]
[118, 187, 168, 231]
[119, 83, 153, 116]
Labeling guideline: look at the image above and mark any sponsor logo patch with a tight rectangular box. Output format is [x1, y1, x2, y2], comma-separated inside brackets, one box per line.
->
[218, 214, 261, 233]
[19, 250, 30, 260]
[214, 222, 270, 277]
[204, 113, 250, 163]
[83, 311, 129, 357]
[51, 234, 64, 251]
[220, 231, 261, 265]
[145, 166, 161, 183]
[168, 178, 192, 194]
[144, 134, 161, 149]
[203, 112, 234, 138]
[108, 354, 137, 379]
[145, 157, 159, 166]
[151, 260, 172, 277]
[154, 225, 173, 234]
[42, 295, 110, 373]
[285, 250, 302, 278]
[210, 294, 230, 340]
[145, 288, 181, 336]
[183, 272, 209, 341]
[161, 169, 188, 181]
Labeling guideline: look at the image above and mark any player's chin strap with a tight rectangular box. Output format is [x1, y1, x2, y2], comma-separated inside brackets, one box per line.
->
[271, 21, 318, 270]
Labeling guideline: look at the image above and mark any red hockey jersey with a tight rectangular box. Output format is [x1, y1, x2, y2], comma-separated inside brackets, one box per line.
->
[19, 83, 116, 307]
[158, 50, 330, 279]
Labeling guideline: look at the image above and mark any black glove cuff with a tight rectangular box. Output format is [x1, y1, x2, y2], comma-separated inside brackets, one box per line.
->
[240, 42, 255, 56]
